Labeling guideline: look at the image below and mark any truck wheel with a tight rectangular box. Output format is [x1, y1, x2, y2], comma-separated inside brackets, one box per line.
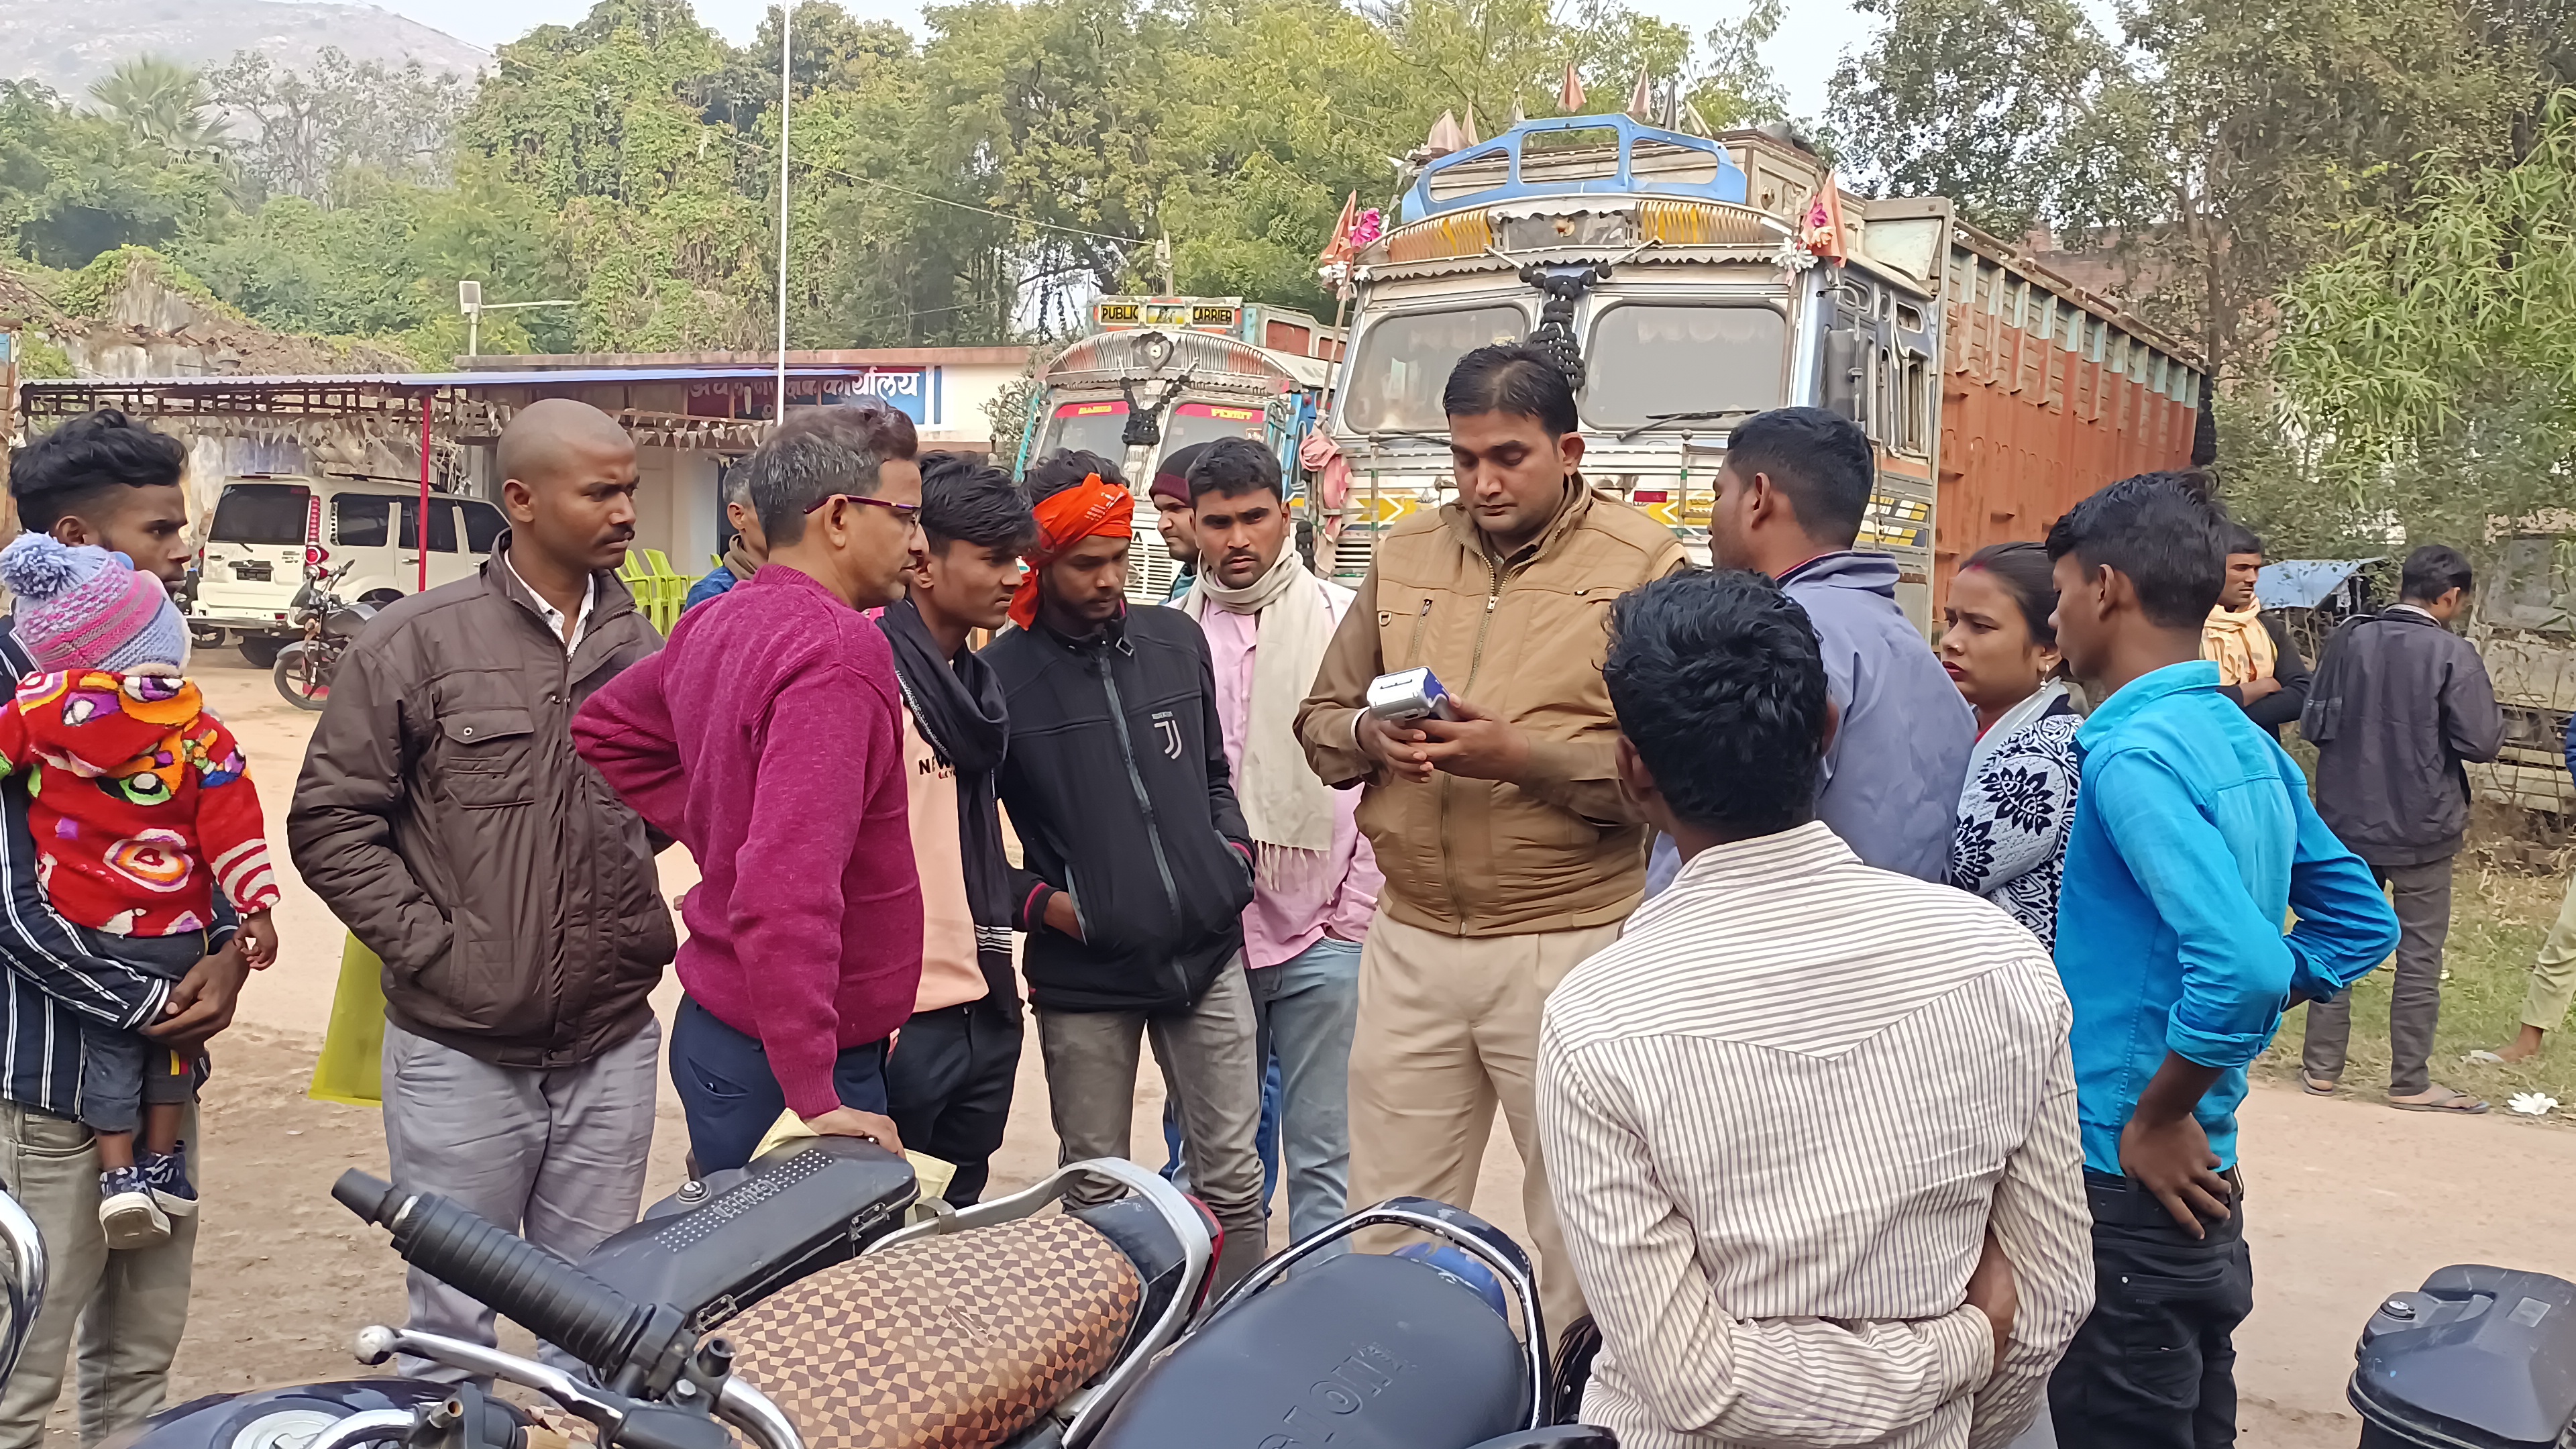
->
[189, 623, 228, 649]
[238, 636, 286, 669]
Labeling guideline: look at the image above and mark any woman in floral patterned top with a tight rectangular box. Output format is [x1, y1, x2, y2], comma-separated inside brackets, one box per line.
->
[1941, 543, 2082, 945]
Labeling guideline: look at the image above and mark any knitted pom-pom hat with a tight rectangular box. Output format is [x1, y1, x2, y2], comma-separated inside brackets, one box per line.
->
[0, 534, 188, 676]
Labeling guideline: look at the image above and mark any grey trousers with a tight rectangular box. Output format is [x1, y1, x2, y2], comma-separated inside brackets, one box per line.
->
[1036, 960, 1266, 1291]
[380, 1017, 661, 1379]
[0, 1100, 199, 1449]
[2303, 856, 2453, 1095]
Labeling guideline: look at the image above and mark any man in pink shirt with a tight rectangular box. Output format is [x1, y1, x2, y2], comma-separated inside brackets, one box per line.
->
[575, 403, 924, 1173]
[1177, 437, 1381, 1241]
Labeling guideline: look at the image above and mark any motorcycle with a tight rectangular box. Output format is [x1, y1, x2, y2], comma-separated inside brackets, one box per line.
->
[274, 561, 372, 712]
[89, 1137, 1609, 1449]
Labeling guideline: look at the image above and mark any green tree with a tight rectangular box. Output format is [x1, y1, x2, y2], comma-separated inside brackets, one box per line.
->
[209, 49, 473, 206]
[2260, 91, 2576, 550]
[1, 79, 229, 268]
[1686, 0, 1789, 130]
[1825, 0, 2159, 239]
[87, 57, 227, 158]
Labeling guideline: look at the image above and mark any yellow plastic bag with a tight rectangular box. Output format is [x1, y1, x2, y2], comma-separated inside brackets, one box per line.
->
[753, 1110, 955, 1220]
[307, 934, 388, 1108]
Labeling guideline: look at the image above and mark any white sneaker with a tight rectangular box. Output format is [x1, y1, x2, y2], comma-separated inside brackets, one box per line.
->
[99, 1166, 171, 1249]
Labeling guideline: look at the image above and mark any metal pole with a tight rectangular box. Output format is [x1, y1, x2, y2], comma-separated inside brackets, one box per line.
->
[773, 1, 794, 423]
[467, 309, 478, 358]
[418, 392, 432, 593]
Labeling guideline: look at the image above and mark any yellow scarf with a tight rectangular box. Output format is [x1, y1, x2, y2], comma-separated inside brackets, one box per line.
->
[2202, 604, 2276, 687]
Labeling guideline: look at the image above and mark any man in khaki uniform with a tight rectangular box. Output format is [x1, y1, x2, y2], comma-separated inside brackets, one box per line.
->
[1297, 344, 1685, 1334]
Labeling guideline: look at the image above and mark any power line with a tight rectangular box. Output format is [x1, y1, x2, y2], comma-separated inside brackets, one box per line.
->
[712, 125, 1148, 246]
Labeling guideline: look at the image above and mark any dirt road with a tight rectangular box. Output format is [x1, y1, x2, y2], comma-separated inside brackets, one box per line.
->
[47, 651, 2576, 1446]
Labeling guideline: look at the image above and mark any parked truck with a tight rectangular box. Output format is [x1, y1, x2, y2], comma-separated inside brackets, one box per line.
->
[1320, 113, 2207, 628]
[1017, 296, 1342, 602]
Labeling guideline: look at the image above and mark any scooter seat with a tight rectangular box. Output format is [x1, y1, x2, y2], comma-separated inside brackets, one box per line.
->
[719, 1213, 1142, 1449]
[1089, 1252, 1526, 1449]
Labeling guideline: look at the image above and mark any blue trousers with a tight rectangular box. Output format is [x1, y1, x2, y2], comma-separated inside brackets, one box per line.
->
[670, 995, 890, 1174]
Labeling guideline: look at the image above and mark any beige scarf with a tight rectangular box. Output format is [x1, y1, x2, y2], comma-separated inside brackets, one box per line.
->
[1185, 548, 1338, 890]
[2202, 603, 2277, 687]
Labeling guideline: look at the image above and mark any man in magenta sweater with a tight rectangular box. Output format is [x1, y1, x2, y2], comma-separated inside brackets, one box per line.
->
[575, 403, 926, 1172]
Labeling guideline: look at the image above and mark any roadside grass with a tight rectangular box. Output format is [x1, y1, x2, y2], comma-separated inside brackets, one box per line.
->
[2257, 858, 2576, 1118]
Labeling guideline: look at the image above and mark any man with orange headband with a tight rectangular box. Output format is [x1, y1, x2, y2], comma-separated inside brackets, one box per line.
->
[983, 450, 1269, 1292]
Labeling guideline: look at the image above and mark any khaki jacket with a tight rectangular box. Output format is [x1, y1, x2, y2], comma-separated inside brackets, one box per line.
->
[1297, 481, 1687, 936]
[289, 537, 676, 1068]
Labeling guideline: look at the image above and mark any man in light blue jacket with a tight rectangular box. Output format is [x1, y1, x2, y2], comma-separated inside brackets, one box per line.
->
[1647, 407, 1974, 895]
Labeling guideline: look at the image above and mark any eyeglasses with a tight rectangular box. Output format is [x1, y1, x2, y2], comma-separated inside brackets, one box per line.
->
[804, 492, 922, 529]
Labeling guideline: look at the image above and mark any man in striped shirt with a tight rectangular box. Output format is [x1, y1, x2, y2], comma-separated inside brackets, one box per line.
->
[1539, 570, 2092, 1448]
[0, 411, 250, 1449]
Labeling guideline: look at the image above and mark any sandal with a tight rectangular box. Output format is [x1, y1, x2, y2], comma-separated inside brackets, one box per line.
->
[2389, 1085, 2489, 1114]
[2302, 1075, 2339, 1097]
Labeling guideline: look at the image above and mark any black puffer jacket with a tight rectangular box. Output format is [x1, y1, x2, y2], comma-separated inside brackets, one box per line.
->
[2303, 605, 2505, 867]
[984, 606, 1253, 1014]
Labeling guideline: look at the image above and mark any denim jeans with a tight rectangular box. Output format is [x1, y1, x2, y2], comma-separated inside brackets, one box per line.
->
[1165, 937, 1362, 1245]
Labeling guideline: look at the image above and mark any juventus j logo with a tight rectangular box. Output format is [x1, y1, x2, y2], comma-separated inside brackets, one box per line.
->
[1152, 713, 1183, 760]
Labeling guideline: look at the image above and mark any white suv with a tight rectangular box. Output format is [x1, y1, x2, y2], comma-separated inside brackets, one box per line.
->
[193, 475, 506, 665]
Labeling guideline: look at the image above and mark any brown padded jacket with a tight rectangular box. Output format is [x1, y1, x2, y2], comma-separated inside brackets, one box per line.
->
[1296, 480, 1687, 936]
[288, 539, 676, 1068]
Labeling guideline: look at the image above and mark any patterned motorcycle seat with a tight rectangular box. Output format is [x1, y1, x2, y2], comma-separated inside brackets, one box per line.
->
[716, 1213, 1142, 1449]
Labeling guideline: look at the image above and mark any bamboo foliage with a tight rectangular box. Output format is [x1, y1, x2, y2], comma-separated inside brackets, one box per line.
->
[2267, 89, 2576, 544]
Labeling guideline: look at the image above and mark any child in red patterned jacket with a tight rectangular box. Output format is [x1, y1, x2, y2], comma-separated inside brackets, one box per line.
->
[0, 534, 280, 1248]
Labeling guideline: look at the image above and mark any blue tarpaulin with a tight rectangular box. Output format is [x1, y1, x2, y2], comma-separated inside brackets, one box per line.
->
[2259, 558, 2381, 610]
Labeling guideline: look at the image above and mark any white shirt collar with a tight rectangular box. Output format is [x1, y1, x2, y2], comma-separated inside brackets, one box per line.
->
[502, 549, 597, 654]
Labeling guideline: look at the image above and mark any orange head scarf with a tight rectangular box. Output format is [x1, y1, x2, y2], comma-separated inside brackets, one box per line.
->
[1010, 473, 1135, 629]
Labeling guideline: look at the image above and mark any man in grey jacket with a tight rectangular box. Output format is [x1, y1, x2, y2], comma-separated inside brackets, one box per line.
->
[2299, 543, 2504, 1114]
[1648, 407, 1974, 894]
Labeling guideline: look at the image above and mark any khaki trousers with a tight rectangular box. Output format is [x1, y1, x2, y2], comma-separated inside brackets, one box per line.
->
[0, 1100, 199, 1449]
[2520, 871, 2576, 1033]
[1346, 912, 1621, 1339]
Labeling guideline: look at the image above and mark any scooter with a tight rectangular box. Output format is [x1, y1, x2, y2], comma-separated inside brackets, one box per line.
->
[72, 1134, 1609, 1449]
[107, 1141, 1213, 1449]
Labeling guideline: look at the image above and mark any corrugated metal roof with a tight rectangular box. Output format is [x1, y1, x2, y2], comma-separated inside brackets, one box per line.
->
[22, 364, 922, 392]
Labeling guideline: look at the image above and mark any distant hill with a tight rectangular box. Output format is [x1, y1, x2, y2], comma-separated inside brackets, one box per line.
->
[2, 0, 488, 98]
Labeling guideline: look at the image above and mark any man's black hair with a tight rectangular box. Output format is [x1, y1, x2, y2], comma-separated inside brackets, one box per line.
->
[1185, 435, 1281, 504]
[1605, 569, 1827, 838]
[2222, 521, 2263, 557]
[2401, 543, 2474, 602]
[1723, 407, 1873, 546]
[1443, 344, 1578, 438]
[745, 402, 918, 543]
[2043, 470, 2226, 630]
[9, 409, 188, 533]
[919, 451, 1036, 553]
[1024, 449, 1126, 503]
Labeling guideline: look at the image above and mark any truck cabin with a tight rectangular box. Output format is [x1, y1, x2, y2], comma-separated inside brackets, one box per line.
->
[1020, 325, 1330, 603]
[1330, 113, 1943, 614]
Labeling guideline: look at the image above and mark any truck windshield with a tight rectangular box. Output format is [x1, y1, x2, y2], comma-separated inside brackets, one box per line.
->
[1582, 305, 1788, 429]
[1161, 401, 1267, 457]
[209, 483, 311, 545]
[1040, 400, 1130, 461]
[1340, 305, 1527, 434]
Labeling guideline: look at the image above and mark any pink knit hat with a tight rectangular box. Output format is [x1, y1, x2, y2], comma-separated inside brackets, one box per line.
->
[0, 535, 188, 676]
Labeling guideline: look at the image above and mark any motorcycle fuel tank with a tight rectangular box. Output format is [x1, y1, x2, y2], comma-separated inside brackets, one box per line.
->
[101, 1380, 452, 1449]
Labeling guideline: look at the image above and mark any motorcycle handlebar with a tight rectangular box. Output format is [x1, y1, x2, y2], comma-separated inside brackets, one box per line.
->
[333, 1170, 657, 1377]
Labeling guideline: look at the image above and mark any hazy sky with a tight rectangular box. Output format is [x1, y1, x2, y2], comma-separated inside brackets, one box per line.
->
[375, 0, 1878, 119]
